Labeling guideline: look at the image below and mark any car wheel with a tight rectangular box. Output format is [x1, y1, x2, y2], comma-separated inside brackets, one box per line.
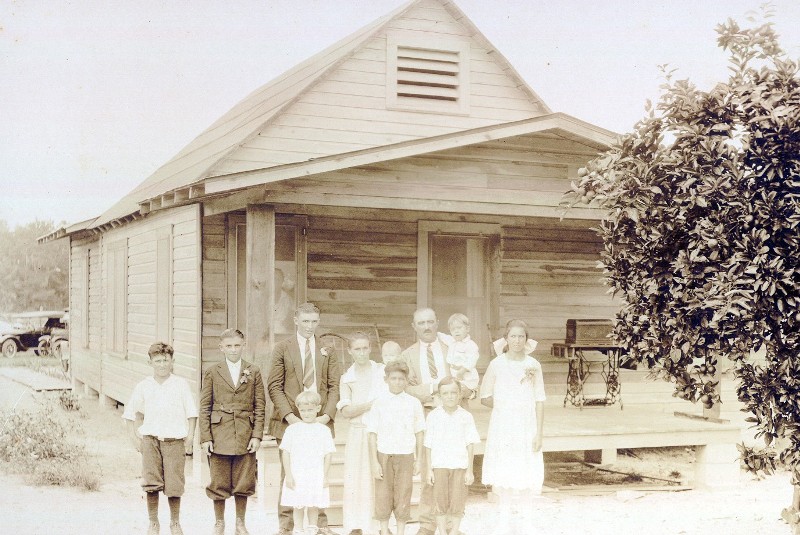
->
[2, 339, 18, 358]
[37, 339, 51, 358]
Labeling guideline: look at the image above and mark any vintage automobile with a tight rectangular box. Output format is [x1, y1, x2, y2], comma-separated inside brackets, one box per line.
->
[0, 310, 68, 358]
[39, 312, 70, 371]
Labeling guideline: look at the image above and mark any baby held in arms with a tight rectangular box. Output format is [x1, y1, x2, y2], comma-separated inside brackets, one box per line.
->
[438, 313, 479, 397]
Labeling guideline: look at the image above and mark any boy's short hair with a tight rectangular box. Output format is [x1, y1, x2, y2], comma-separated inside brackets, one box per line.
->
[295, 302, 320, 317]
[148, 342, 174, 359]
[437, 375, 461, 393]
[384, 360, 410, 377]
[448, 313, 470, 328]
[295, 390, 322, 406]
[348, 331, 371, 348]
[219, 328, 245, 341]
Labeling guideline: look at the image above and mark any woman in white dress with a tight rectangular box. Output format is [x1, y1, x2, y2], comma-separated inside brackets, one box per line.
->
[481, 319, 546, 534]
[337, 332, 388, 535]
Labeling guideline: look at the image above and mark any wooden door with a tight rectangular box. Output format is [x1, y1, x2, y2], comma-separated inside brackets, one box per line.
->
[418, 221, 501, 372]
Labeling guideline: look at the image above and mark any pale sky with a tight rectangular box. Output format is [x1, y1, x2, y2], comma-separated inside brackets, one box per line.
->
[1, 0, 799, 230]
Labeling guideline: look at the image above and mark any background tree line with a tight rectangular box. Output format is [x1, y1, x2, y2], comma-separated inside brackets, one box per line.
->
[0, 220, 69, 314]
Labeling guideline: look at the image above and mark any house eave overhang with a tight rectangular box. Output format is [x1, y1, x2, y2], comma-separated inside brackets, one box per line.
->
[137, 112, 617, 217]
[37, 217, 100, 244]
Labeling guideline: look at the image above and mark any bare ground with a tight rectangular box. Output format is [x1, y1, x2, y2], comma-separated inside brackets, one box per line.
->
[0, 370, 794, 535]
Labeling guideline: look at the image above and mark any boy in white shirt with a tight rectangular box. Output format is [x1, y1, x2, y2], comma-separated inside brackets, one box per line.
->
[123, 342, 198, 535]
[367, 361, 425, 535]
[424, 377, 480, 535]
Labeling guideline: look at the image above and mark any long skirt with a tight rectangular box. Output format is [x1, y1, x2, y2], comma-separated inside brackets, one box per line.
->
[342, 422, 378, 533]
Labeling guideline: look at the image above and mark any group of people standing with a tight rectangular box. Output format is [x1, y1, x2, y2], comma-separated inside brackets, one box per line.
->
[124, 302, 546, 535]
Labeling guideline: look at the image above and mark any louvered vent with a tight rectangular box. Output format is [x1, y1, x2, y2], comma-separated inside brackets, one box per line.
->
[396, 46, 460, 102]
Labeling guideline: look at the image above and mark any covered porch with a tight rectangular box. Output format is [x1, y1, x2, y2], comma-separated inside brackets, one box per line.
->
[255, 397, 744, 524]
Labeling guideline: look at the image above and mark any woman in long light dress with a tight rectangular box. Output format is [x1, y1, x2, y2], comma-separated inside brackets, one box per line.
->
[481, 319, 546, 534]
[337, 332, 387, 535]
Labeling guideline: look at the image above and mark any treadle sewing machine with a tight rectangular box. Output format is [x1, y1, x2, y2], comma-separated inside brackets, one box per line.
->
[550, 319, 623, 409]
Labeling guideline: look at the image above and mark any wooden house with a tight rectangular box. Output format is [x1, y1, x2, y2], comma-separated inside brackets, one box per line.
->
[41, 0, 744, 505]
[42, 0, 621, 404]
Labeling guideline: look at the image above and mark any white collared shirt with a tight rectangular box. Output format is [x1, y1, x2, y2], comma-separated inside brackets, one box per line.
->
[226, 358, 242, 387]
[424, 406, 481, 469]
[365, 391, 425, 455]
[418, 340, 446, 387]
[122, 375, 198, 439]
[296, 332, 318, 392]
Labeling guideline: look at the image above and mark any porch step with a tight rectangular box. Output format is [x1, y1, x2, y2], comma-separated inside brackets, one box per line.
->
[259, 441, 422, 526]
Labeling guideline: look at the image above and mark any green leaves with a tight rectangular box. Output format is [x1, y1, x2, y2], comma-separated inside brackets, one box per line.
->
[565, 17, 800, 484]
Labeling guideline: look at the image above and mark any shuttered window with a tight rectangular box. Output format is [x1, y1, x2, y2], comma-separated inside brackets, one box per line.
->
[387, 36, 469, 114]
[106, 239, 127, 355]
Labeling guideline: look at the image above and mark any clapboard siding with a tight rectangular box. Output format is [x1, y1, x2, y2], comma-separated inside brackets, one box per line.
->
[244, 140, 580, 217]
[306, 214, 418, 345]
[201, 214, 228, 375]
[499, 224, 619, 354]
[87, 245, 103, 350]
[72, 205, 201, 406]
[267, 176, 566, 208]
[69, 236, 103, 392]
[294, 212, 614, 353]
[209, 2, 543, 178]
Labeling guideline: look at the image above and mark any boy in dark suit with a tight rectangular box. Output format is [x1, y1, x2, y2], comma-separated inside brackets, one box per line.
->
[200, 329, 266, 535]
[268, 302, 340, 535]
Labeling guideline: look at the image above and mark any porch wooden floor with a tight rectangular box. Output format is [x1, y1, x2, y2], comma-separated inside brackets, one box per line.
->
[253, 400, 744, 522]
[330, 402, 744, 455]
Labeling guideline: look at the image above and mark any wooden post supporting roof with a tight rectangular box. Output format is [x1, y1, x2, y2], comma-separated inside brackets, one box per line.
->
[246, 204, 275, 373]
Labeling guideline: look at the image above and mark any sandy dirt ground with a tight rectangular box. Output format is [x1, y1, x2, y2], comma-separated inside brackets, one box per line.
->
[0, 371, 795, 535]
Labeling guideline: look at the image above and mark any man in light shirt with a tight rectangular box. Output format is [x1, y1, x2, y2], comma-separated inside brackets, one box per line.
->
[400, 308, 468, 535]
[267, 302, 340, 535]
[401, 308, 450, 410]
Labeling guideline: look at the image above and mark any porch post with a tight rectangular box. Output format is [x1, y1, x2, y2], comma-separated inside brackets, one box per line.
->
[245, 204, 275, 373]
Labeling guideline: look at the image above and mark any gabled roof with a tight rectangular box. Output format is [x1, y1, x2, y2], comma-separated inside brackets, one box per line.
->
[198, 112, 614, 196]
[91, 0, 552, 228]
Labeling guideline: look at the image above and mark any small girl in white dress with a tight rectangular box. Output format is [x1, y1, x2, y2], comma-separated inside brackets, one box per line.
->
[280, 390, 337, 535]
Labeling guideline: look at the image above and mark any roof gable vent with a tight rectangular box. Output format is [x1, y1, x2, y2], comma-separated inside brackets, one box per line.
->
[387, 36, 469, 115]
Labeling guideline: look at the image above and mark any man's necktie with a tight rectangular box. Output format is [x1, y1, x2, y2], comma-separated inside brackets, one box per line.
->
[303, 338, 314, 390]
[427, 343, 438, 380]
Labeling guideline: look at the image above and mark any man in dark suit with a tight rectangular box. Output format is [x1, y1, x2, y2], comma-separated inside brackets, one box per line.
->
[268, 302, 340, 535]
[200, 328, 266, 535]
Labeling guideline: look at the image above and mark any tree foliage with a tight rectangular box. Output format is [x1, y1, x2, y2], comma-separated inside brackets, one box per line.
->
[565, 15, 800, 487]
[0, 220, 69, 313]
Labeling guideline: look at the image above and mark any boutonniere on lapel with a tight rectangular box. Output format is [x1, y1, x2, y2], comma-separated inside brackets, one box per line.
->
[320, 346, 331, 358]
[240, 368, 252, 384]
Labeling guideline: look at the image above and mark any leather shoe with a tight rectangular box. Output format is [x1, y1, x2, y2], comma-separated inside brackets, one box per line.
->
[235, 517, 251, 535]
[169, 522, 184, 535]
[148, 521, 160, 535]
[213, 519, 225, 535]
[315, 527, 339, 535]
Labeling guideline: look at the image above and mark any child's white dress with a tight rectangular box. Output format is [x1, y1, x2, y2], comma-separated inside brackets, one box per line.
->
[279, 421, 336, 508]
[480, 354, 546, 492]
